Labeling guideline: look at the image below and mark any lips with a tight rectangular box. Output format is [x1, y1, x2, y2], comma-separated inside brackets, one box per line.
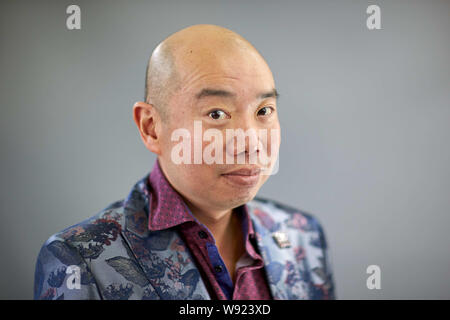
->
[221, 167, 262, 187]
[222, 167, 262, 176]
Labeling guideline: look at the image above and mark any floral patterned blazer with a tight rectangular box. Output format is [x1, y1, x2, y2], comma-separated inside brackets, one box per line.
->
[34, 174, 336, 300]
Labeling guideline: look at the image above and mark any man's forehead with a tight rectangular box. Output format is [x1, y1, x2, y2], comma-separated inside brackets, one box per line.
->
[177, 60, 275, 97]
[173, 42, 273, 81]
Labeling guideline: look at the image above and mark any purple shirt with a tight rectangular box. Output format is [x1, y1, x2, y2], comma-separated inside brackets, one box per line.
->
[147, 160, 272, 300]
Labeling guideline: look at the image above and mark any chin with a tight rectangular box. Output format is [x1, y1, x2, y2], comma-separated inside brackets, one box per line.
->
[228, 187, 259, 206]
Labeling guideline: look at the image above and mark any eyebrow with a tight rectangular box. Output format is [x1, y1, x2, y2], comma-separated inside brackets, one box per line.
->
[259, 88, 279, 100]
[195, 88, 235, 99]
[195, 88, 279, 100]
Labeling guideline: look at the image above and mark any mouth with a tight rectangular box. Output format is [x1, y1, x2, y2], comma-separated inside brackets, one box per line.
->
[221, 167, 262, 187]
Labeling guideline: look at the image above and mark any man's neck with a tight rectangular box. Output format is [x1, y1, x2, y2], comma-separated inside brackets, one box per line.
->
[184, 201, 245, 283]
[185, 203, 235, 243]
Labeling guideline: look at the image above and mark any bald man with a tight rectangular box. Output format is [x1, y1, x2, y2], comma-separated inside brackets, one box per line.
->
[34, 25, 335, 300]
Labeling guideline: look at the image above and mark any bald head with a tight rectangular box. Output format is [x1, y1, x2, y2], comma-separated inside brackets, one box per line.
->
[144, 24, 273, 120]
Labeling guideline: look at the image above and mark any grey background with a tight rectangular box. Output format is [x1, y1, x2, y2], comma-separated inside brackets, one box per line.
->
[1, 0, 449, 299]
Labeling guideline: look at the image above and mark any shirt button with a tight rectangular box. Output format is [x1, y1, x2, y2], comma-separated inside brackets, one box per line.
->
[214, 265, 223, 273]
[198, 231, 208, 239]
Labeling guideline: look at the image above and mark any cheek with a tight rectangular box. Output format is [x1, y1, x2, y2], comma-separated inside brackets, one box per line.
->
[264, 123, 281, 153]
[182, 165, 219, 194]
[160, 120, 194, 155]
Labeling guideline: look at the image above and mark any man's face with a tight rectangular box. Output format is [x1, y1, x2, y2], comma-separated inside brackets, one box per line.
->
[157, 50, 280, 213]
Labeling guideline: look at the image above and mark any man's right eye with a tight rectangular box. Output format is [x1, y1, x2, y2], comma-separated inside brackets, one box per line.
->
[208, 110, 228, 120]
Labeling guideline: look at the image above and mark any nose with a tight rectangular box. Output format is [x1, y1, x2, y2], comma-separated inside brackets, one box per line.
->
[224, 118, 261, 164]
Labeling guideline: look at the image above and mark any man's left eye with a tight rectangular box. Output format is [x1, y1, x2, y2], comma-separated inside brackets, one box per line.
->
[257, 106, 274, 117]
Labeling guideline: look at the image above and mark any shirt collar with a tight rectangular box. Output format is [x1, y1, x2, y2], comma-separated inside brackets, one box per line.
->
[147, 159, 195, 231]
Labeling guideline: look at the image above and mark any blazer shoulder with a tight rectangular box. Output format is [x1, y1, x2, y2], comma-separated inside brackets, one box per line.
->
[34, 200, 127, 300]
[39, 199, 126, 260]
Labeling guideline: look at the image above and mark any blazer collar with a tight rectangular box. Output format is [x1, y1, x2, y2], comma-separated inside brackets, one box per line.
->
[247, 201, 310, 300]
[120, 171, 210, 299]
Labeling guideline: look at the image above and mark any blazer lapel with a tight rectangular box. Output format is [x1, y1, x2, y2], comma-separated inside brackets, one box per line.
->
[120, 179, 211, 300]
[247, 201, 311, 300]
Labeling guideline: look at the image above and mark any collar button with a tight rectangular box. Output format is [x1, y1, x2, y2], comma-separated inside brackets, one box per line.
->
[198, 230, 208, 239]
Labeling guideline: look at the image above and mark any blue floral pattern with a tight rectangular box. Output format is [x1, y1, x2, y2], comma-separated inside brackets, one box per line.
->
[34, 175, 335, 300]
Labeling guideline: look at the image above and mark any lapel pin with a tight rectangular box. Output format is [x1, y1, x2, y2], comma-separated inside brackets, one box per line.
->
[272, 231, 291, 248]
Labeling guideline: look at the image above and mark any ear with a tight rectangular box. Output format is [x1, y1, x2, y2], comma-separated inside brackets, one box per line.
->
[132, 101, 162, 155]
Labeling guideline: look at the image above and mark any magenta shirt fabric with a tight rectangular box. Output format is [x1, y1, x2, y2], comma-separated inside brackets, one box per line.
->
[147, 160, 272, 300]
